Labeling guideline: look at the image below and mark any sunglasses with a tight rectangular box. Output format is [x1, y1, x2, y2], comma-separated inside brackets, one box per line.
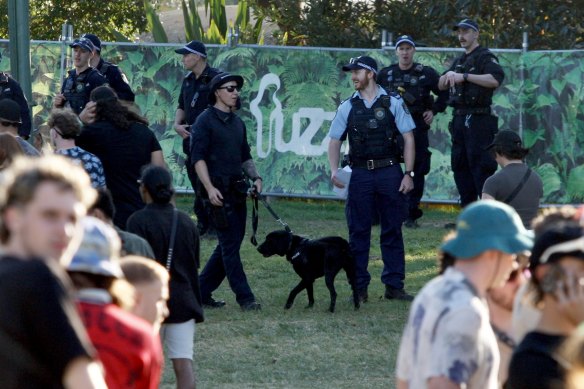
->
[1, 120, 19, 127]
[217, 85, 241, 93]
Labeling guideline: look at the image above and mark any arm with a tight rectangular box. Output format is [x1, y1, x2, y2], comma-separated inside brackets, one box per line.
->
[440, 71, 499, 89]
[427, 376, 461, 389]
[396, 379, 409, 389]
[150, 150, 166, 167]
[327, 138, 345, 189]
[242, 159, 262, 194]
[174, 108, 190, 139]
[399, 131, 415, 193]
[195, 159, 223, 206]
[63, 357, 107, 389]
[481, 192, 495, 200]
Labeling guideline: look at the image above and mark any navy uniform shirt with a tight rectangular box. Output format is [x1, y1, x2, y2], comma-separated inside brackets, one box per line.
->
[377, 63, 449, 120]
[0, 73, 32, 137]
[60, 67, 108, 114]
[191, 107, 252, 178]
[95, 58, 135, 102]
[178, 65, 220, 125]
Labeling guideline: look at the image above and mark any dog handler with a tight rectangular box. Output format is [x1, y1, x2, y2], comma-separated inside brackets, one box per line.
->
[328, 56, 416, 302]
[191, 72, 263, 311]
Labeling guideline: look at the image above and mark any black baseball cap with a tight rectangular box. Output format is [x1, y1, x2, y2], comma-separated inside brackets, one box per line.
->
[395, 35, 416, 48]
[175, 40, 207, 57]
[82, 34, 101, 51]
[453, 19, 479, 32]
[485, 130, 523, 150]
[342, 56, 378, 74]
[0, 99, 22, 124]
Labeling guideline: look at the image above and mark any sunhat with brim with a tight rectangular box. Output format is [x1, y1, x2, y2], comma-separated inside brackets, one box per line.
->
[441, 200, 534, 259]
[208, 73, 244, 105]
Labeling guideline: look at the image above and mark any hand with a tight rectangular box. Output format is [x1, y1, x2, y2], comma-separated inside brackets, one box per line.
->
[253, 178, 263, 194]
[555, 273, 584, 325]
[53, 93, 65, 108]
[445, 71, 464, 88]
[331, 169, 345, 189]
[79, 101, 97, 124]
[422, 110, 434, 126]
[174, 124, 191, 139]
[206, 186, 224, 207]
[399, 175, 414, 194]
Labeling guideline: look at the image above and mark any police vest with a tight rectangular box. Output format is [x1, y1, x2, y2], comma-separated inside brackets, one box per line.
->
[451, 47, 498, 108]
[346, 95, 400, 161]
[63, 69, 91, 114]
[380, 64, 431, 113]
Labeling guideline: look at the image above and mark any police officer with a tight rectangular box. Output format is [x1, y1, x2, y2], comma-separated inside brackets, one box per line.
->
[81, 33, 135, 102]
[0, 51, 32, 138]
[438, 19, 505, 207]
[328, 56, 416, 302]
[378, 35, 448, 228]
[191, 72, 262, 311]
[53, 37, 107, 115]
[173, 40, 221, 236]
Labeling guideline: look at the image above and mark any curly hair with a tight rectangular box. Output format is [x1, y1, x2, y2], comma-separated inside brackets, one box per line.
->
[0, 133, 24, 170]
[90, 86, 148, 130]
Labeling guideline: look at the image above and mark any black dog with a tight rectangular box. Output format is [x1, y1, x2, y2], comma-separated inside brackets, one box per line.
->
[257, 230, 359, 312]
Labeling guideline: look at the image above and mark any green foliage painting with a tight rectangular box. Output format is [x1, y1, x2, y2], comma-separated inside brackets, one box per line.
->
[1, 42, 582, 203]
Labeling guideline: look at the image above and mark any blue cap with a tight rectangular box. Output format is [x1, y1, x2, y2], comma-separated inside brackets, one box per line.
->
[70, 37, 95, 53]
[395, 35, 416, 48]
[81, 33, 101, 51]
[342, 56, 378, 74]
[441, 200, 533, 259]
[453, 19, 479, 32]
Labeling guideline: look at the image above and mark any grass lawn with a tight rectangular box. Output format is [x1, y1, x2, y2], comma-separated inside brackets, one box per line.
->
[160, 196, 460, 388]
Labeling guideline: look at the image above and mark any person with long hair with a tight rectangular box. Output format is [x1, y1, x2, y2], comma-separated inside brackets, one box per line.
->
[76, 86, 165, 228]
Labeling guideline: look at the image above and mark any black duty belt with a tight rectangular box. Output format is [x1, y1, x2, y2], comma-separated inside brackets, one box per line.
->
[454, 107, 491, 115]
[351, 157, 398, 170]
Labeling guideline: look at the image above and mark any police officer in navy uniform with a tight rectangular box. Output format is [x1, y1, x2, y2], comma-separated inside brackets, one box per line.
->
[0, 51, 32, 138]
[377, 35, 448, 228]
[439, 19, 504, 207]
[53, 37, 107, 115]
[173, 41, 221, 236]
[328, 56, 416, 302]
[191, 72, 263, 311]
[81, 33, 135, 102]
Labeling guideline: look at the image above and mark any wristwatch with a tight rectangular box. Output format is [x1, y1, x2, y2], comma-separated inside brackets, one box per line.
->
[405, 171, 414, 178]
[463, 73, 469, 82]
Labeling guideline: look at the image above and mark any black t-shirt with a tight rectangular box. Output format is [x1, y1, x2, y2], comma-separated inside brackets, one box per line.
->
[506, 331, 566, 389]
[177, 65, 221, 125]
[96, 58, 135, 102]
[190, 106, 252, 178]
[77, 120, 162, 228]
[0, 256, 94, 389]
[0, 73, 32, 137]
[126, 203, 204, 323]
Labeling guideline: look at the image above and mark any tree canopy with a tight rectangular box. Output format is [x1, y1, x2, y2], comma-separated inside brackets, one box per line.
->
[250, 0, 583, 50]
[0, 0, 149, 41]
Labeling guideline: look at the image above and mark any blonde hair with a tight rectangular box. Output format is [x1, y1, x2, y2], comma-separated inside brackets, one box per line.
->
[120, 255, 169, 286]
[0, 155, 97, 243]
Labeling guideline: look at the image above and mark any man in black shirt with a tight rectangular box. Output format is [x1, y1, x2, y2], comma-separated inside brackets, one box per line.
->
[174, 41, 221, 236]
[439, 19, 505, 207]
[0, 155, 105, 388]
[191, 73, 263, 311]
[0, 51, 32, 138]
[378, 35, 448, 227]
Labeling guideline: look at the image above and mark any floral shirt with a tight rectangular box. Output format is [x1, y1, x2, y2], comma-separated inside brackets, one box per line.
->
[396, 267, 499, 388]
[57, 146, 106, 188]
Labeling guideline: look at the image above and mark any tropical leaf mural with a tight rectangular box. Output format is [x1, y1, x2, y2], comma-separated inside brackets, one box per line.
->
[2, 42, 582, 203]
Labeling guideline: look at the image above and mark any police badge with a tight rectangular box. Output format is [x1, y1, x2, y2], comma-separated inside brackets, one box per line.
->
[374, 107, 386, 121]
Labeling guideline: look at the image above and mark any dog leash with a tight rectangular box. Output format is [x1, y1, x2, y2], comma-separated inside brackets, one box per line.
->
[250, 192, 291, 246]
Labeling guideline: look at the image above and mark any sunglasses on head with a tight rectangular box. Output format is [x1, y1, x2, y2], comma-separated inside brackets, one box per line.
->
[0, 120, 19, 127]
[539, 237, 584, 264]
[217, 85, 241, 93]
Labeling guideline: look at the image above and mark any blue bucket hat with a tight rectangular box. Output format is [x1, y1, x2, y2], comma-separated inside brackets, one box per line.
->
[442, 200, 533, 259]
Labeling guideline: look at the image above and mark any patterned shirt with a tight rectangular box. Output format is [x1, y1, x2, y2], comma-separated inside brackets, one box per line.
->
[57, 146, 106, 188]
[396, 267, 499, 388]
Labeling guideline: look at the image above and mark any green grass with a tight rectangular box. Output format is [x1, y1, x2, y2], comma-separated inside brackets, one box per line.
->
[160, 196, 459, 388]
